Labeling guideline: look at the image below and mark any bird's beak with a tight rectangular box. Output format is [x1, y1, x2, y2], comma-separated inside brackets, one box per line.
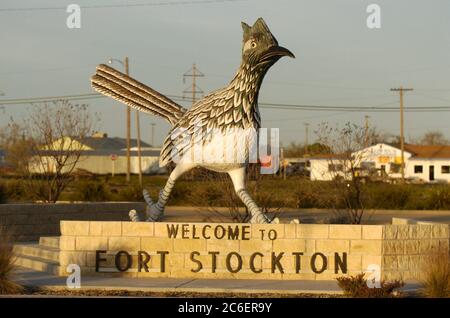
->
[259, 45, 295, 63]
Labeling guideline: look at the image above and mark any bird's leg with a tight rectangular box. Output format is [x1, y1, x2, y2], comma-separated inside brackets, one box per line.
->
[144, 177, 175, 221]
[130, 164, 194, 222]
[228, 167, 271, 224]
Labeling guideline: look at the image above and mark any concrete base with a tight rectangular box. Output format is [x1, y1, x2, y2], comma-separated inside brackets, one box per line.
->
[11, 266, 342, 295]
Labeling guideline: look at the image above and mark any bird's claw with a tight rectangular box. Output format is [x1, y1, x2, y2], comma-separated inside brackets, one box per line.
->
[143, 189, 164, 222]
[250, 214, 278, 224]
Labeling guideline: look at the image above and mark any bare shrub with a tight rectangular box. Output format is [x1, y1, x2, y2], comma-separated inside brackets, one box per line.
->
[336, 273, 404, 298]
[420, 252, 450, 298]
[20, 100, 97, 202]
[0, 229, 23, 294]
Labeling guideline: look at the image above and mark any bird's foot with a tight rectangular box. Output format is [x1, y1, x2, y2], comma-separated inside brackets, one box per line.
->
[129, 209, 141, 222]
[249, 213, 279, 224]
[143, 189, 164, 222]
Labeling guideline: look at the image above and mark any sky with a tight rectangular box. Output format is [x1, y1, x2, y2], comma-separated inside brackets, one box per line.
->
[1, 0, 450, 147]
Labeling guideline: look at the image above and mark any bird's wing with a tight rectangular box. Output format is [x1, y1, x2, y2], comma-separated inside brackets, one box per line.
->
[91, 64, 186, 125]
[158, 85, 257, 167]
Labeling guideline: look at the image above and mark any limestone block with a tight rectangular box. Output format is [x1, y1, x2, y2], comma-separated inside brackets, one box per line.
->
[59, 236, 75, 251]
[60, 251, 86, 266]
[207, 239, 239, 253]
[239, 240, 272, 253]
[122, 222, 154, 236]
[316, 240, 350, 254]
[384, 226, 397, 239]
[173, 239, 206, 253]
[141, 237, 173, 251]
[432, 225, 449, 239]
[284, 224, 297, 239]
[382, 256, 398, 270]
[305, 240, 316, 254]
[408, 255, 423, 270]
[416, 225, 432, 239]
[108, 237, 140, 251]
[75, 236, 108, 251]
[404, 240, 420, 254]
[272, 239, 306, 253]
[327, 255, 361, 271]
[397, 255, 409, 270]
[61, 221, 89, 236]
[329, 225, 362, 239]
[185, 253, 213, 269]
[362, 255, 382, 270]
[89, 222, 122, 236]
[297, 224, 329, 239]
[251, 224, 285, 240]
[362, 225, 384, 240]
[419, 240, 432, 253]
[383, 241, 404, 255]
[350, 240, 382, 255]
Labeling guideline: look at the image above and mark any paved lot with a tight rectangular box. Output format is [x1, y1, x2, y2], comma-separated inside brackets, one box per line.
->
[12, 267, 343, 295]
[161, 207, 450, 224]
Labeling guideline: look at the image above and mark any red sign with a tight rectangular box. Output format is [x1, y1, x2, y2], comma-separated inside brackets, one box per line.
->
[111, 154, 117, 161]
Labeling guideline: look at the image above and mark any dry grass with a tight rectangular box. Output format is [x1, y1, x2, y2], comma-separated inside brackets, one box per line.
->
[336, 273, 404, 298]
[0, 229, 23, 295]
[420, 252, 450, 298]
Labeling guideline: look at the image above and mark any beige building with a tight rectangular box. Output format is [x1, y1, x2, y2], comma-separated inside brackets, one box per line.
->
[30, 133, 164, 175]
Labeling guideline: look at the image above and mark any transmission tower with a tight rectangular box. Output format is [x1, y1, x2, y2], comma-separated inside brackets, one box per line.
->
[183, 63, 204, 105]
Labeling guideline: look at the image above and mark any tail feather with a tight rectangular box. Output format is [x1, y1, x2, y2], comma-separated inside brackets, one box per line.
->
[91, 64, 186, 125]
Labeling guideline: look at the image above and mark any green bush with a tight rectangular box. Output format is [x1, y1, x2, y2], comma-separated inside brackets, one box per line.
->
[118, 184, 144, 202]
[426, 186, 450, 210]
[2, 179, 30, 202]
[75, 181, 110, 202]
[367, 184, 414, 209]
[336, 273, 404, 298]
[0, 183, 6, 203]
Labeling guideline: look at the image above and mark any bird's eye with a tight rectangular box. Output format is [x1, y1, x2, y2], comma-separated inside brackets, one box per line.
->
[251, 41, 257, 48]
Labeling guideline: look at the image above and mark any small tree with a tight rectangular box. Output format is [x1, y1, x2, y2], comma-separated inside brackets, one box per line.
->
[419, 131, 448, 146]
[283, 141, 330, 158]
[0, 122, 32, 174]
[315, 122, 375, 224]
[21, 100, 96, 202]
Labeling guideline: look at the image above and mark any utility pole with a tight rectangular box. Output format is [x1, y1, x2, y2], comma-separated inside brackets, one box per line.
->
[364, 115, 370, 148]
[150, 123, 156, 147]
[304, 123, 309, 156]
[124, 57, 131, 184]
[183, 63, 204, 105]
[390, 87, 413, 183]
[136, 107, 143, 188]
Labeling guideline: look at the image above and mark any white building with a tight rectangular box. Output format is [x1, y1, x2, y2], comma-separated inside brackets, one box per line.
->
[29, 133, 165, 175]
[309, 143, 450, 183]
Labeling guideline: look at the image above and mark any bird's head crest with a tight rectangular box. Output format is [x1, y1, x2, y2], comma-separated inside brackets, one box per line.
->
[240, 18, 294, 69]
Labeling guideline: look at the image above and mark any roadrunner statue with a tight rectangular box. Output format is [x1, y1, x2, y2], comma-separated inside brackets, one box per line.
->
[91, 18, 294, 224]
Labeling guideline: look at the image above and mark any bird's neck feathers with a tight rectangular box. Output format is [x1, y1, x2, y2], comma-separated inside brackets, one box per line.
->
[228, 62, 268, 110]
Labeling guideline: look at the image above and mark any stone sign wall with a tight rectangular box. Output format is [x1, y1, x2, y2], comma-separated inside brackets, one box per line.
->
[58, 221, 449, 281]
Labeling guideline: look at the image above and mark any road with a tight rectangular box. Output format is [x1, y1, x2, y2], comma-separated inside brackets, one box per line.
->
[161, 206, 450, 225]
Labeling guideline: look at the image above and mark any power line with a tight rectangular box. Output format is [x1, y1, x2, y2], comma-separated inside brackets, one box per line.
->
[0, 0, 246, 12]
[2, 92, 450, 113]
